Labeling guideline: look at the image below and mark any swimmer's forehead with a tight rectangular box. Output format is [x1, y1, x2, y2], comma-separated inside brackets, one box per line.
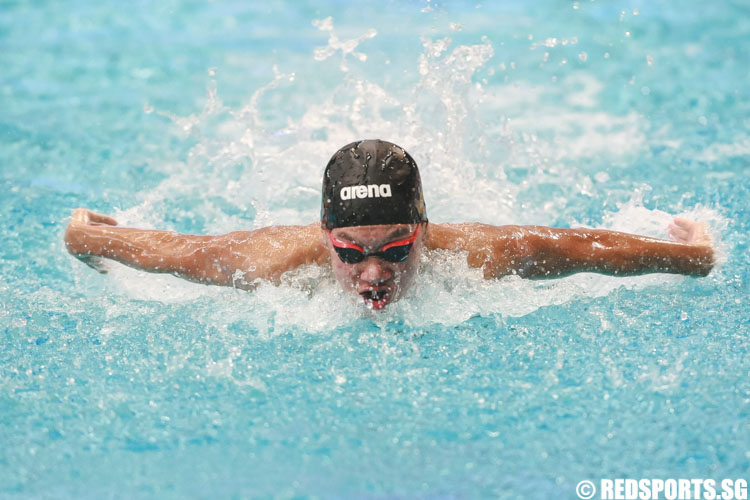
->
[332, 224, 417, 243]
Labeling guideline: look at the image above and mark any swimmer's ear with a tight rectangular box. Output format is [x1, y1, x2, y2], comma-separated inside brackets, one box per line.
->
[420, 221, 429, 242]
[319, 225, 331, 249]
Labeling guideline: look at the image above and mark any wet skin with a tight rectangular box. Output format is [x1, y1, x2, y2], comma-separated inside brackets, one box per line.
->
[64, 209, 714, 310]
[323, 223, 425, 310]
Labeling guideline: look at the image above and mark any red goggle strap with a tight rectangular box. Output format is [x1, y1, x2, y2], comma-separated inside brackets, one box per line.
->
[328, 232, 365, 252]
[380, 225, 420, 251]
[328, 225, 420, 252]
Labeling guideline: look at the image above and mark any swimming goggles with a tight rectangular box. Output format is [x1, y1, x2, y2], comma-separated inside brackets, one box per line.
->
[328, 226, 420, 264]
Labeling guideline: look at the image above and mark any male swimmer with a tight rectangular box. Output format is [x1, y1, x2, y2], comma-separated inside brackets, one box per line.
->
[65, 139, 714, 310]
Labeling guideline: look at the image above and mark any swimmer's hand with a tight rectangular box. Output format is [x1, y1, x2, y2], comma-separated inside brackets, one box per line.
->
[69, 208, 119, 228]
[65, 208, 119, 273]
[667, 217, 713, 248]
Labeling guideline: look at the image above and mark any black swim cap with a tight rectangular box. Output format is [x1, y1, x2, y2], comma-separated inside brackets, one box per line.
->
[321, 140, 428, 230]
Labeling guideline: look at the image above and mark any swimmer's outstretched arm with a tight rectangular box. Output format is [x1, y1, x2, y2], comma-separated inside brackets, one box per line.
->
[64, 209, 327, 289]
[426, 218, 714, 279]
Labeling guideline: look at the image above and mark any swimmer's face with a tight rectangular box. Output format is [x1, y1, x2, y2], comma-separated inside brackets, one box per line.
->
[323, 223, 426, 310]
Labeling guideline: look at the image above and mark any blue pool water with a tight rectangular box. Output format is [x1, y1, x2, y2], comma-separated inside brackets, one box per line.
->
[1, 1, 748, 498]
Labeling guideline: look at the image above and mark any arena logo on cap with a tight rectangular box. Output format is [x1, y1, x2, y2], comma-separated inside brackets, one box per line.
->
[340, 184, 392, 201]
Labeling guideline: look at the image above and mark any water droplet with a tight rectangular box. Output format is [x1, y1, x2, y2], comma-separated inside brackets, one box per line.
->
[594, 172, 610, 183]
[578, 52, 587, 62]
[312, 17, 333, 31]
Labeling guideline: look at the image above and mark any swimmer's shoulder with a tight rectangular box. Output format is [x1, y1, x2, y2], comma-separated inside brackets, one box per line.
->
[424, 222, 522, 251]
[229, 223, 328, 283]
[424, 222, 525, 279]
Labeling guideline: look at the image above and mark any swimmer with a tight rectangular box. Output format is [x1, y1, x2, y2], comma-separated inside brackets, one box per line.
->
[64, 139, 715, 310]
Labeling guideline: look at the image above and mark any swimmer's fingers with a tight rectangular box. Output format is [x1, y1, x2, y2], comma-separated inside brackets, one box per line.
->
[672, 217, 697, 230]
[667, 223, 689, 242]
[76, 255, 109, 274]
[71, 208, 118, 227]
[88, 212, 119, 226]
[669, 217, 712, 247]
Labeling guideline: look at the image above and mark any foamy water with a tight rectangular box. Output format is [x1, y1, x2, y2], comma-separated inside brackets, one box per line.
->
[2, 2, 746, 498]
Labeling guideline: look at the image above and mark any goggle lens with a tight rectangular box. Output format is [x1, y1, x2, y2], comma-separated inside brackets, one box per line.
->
[329, 226, 420, 264]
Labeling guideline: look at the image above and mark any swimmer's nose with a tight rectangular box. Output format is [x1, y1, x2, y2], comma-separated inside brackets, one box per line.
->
[358, 257, 393, 284]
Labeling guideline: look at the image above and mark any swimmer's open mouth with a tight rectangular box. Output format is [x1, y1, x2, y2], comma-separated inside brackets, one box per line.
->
[361, 290, 385, 301]
[360, 290, 391, 310]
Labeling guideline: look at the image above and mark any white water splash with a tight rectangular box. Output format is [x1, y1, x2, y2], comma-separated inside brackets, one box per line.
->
[694, 133, 750, 162]
[312, 17, 377, 72]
